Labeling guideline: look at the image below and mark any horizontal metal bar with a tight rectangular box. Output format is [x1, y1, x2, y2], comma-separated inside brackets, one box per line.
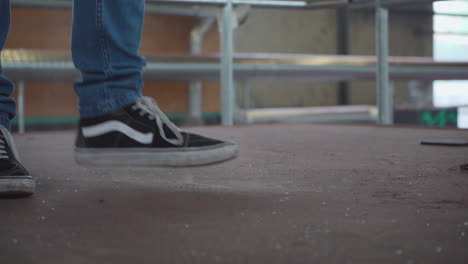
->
[434, 32, 468, 36]
[11, 0, 448, 13]
[381, 10, 468, 18]
[12, 0, 349, 9]
[350, 0, 448, 9]
[147, 0, 349, 8]
[10, 0, 218, 17]
[3, 51, 468, 82]
[435, 12, 468, 18]
[10, 0, 72, 9]
[243, 105, 378, 124]
[4, 61, 468, 82]
[145, 5, 217, 17]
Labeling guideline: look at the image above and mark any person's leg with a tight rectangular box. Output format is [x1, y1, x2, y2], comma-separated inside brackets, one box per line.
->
[72, 0, 146, 118]
[73, 0, 237, 166]
[0, 0, 35, 198]
[0, 0, 16, 129]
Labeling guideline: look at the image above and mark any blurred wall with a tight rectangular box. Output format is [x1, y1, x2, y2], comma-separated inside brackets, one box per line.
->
[235, 9, 338, 108]
[235, 7, 433, 108]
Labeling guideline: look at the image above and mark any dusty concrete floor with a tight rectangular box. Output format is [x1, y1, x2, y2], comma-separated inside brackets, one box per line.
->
[1, 124, 467, 264]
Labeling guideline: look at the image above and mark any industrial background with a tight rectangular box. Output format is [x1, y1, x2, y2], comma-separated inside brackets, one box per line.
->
[1, 1, 468, 264]
[5, 4, 433, 126]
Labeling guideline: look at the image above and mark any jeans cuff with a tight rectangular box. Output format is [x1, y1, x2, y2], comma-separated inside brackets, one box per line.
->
[79, 92, 142, 118]
[0, 113, 10, 130]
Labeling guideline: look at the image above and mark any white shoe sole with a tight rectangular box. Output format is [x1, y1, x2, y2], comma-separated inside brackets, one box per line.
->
[74, 142, 238, 167]
[0, 177, 35, 197]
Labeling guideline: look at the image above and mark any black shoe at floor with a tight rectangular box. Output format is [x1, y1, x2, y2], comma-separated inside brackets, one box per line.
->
[74, 96, 238, 167]
[0, 126, 35, 198]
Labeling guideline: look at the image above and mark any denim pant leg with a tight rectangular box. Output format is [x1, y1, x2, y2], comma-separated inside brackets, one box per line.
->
[72, 0, 146, 118]
[0, 0, 15, 130]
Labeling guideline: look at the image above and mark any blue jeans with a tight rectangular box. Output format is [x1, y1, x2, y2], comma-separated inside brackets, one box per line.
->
[0, 0, 146, 130]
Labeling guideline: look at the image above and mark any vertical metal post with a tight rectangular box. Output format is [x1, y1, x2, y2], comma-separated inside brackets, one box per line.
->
[18, 81, 25, 134]
[220, 0, 235, 126]
[375, 0, 393, 125]
[188, 32, 204, 125]
[188, 18, 215, 125]
[188, 79, 204, 125]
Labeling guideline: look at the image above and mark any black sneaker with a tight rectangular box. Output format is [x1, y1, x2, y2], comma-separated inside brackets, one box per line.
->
[74, 97, 238, 167]
[0, 126, 35, 198]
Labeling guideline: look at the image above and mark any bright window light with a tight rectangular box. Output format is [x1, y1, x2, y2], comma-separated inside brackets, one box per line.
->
[433, 34, 468, 61]
[434, 81, 468, 107]
[458, 106, 468, 128]
[433, 1, 468, 129]
[434, 1, 468, 15]
[434, 15, 468, 34]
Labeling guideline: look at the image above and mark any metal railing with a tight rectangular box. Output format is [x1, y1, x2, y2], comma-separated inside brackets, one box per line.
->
[146, 0, 447, 125]
[4, 50, 468, 82]
[5, 0, 462, 130]
[3, 49, 468, 132]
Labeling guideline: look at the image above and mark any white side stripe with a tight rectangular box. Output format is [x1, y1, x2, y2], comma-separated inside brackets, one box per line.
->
[82, 120, 154, 144]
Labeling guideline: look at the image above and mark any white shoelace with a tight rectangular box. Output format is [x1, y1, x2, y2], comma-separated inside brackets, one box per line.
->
[132, 97, 184, 146]
[0, 137, 9, 159]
